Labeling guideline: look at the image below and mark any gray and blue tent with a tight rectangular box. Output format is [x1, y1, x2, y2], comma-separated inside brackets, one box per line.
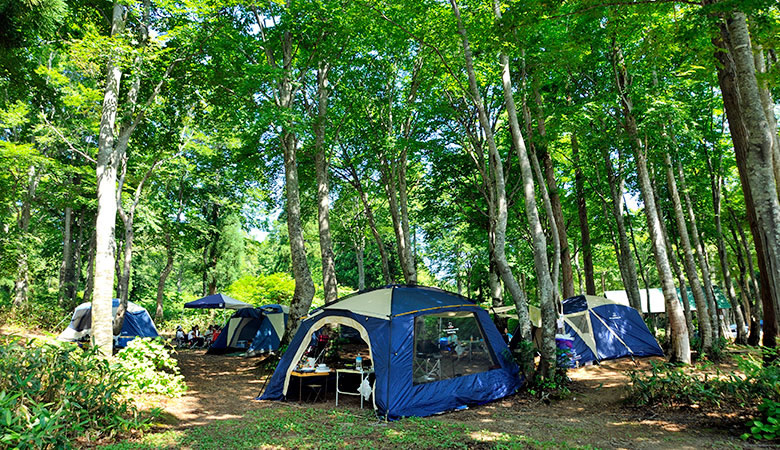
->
[260, 285, 522, 419]
[208, 304, 288, 355]
[528, 295, 664, 366]
[57, 299, 159, 347]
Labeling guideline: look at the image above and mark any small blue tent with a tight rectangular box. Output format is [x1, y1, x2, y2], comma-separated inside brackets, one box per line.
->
[540, 295, 663, 366]
[259, 285, 522, 419]
[208, 304, 288, 355]
[57, 299, 159, 347]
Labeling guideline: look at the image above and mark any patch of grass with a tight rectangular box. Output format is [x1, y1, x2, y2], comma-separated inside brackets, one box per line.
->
[104, 405, 584, 449]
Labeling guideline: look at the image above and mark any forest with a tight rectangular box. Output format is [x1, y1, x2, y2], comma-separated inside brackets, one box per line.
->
[1, 0, 780, 447]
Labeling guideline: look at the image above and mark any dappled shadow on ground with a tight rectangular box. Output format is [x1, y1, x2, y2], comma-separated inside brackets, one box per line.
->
[154, 351, 755, 449]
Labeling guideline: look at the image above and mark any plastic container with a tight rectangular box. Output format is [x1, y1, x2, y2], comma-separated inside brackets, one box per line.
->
[356, 355, 363, 371]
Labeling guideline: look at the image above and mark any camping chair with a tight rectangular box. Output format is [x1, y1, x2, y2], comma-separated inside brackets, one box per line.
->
[414, 341, 441, 383]
[305, 383, 325, 402]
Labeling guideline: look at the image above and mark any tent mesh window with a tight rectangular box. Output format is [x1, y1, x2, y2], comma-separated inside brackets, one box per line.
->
[567, 313, 590, 336]
[412, 312, 498, 385]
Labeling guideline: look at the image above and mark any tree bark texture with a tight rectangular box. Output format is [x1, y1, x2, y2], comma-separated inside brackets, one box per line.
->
[13, 165, 39, 308]
[613, 44, 690, 363]
[715, 21, 778, 347]
[603, 150, 642, 313]
[677, 158, 720, 340]
[92, 2, 125, 355]
[663, 150, 713, 351]
[314, 62, 339, 302]
[573, 133, 596, 295]
[726, 12, 780, 337]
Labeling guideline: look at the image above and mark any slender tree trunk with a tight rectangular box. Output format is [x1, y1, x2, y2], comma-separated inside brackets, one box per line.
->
[613, 43, 690, 363]
[715, 21, 778, 348]
[730, 216, 762, 345]
[13, 165, 39, 308]
[156, 231, 174, 322]
[573, 133, 596, 295]
[355, 237, 366, 291]
[625, 198, 650, 317]
[532, 86, 572, 299]
[726, 12, 780, 338]
[83, 228, 96, 303]
[530, 145, 561, 305]
[314, 62, 338, 302]
[92, 2, 126, 355]
[487, 0, 554, 377]
[711, 180, 747, 343]
[753, 46, 780, 192]
[664, 150, 713, 351]
[59, 206, 74, 307]
[346, 165, 392, 284]
[72, 209, 85, 301]
[603, 150, 642, 312]
[677, 158, 720, 341]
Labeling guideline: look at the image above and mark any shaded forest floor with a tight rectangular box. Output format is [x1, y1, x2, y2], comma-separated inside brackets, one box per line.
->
[128, 349, 760, 449]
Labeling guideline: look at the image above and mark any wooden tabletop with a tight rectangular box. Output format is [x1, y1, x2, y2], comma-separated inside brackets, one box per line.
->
[291, 370, 333, 377]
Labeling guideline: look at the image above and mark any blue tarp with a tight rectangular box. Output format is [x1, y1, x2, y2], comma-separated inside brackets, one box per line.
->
[260, 286, 522, 419]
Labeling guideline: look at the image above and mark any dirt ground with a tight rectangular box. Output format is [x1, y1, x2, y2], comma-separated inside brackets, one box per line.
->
[157, 349, 759, 449]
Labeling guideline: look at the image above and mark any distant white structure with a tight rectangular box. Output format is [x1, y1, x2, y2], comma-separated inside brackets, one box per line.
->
[604, 289, 665, 314]
[605, 287, 731, 314]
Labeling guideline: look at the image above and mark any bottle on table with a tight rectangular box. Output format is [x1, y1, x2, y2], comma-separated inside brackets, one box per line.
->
[356, 354, 362, 371]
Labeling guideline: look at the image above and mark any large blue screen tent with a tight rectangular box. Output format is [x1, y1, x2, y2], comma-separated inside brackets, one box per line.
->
[57, 299, 159, 347]
[260, 285, 522, 419]
[208, 304, 288, 355]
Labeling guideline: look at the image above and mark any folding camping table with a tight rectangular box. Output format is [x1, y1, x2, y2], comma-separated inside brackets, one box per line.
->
[290, 370, 331, 402]
[335, 368, 374, 408]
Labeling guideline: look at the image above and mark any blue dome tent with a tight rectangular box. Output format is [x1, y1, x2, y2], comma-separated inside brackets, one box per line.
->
[208, 304, 288, 355]
[524, 295, 664, 366]
[57, 299, 159, 347]
[259, 285, 522, 419]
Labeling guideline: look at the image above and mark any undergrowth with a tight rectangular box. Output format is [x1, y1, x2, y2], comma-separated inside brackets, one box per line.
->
[625, 347, 780, 442]
[0, 336, 185, 448]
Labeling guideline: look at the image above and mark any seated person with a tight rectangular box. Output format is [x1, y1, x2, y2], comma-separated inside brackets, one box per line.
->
[204, 325, 214, 345]
[212, 326, 221, 342]
[175, 325, 186, 347]
[188, 325, 205, 348]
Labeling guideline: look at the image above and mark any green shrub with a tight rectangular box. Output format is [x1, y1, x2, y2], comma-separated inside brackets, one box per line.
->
[112, 338, 187, 397]
[0, 337, 155, 448]
[743, 399, 780, 441]
[626, 349, 780, 439]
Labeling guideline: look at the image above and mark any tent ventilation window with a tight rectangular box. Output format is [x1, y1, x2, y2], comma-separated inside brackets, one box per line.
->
[412, 311, 498, 385]
[568, 314, 590, 336]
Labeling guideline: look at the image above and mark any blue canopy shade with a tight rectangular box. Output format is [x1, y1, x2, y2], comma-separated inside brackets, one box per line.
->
[184, 293, 253, 310]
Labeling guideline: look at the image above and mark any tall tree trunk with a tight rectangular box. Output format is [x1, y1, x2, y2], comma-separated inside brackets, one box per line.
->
[530, 144, 561, 305]
[13, 165, 39, 308]
[453, 0, 550, 378]
[603, 150, 642, 312]
[710, 166, 747, 343]
[532, 86, 573, 299]
[729, 215, 762, 345]
[314, 62, 338, 302]
[573, 133, 596, 295]
[71, 209, 85, 307]
[663, 149, 713, 352]
[715, 21, 778, 347]
[59, 206, 75, 307]
[726, 12, 780, 338]
[613, 43, 690, 363]
[277, 23, 315, 344]
[82, 228, 96, 303]
[156, 231, 174, 322]
[753, 46, 780, 192]
[490, 0, 554, 377]
[677, 158, 720, 341]
[92, 2, 126, 355]
[355, 236, 366, 291]
[345, 163, 392, 284]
